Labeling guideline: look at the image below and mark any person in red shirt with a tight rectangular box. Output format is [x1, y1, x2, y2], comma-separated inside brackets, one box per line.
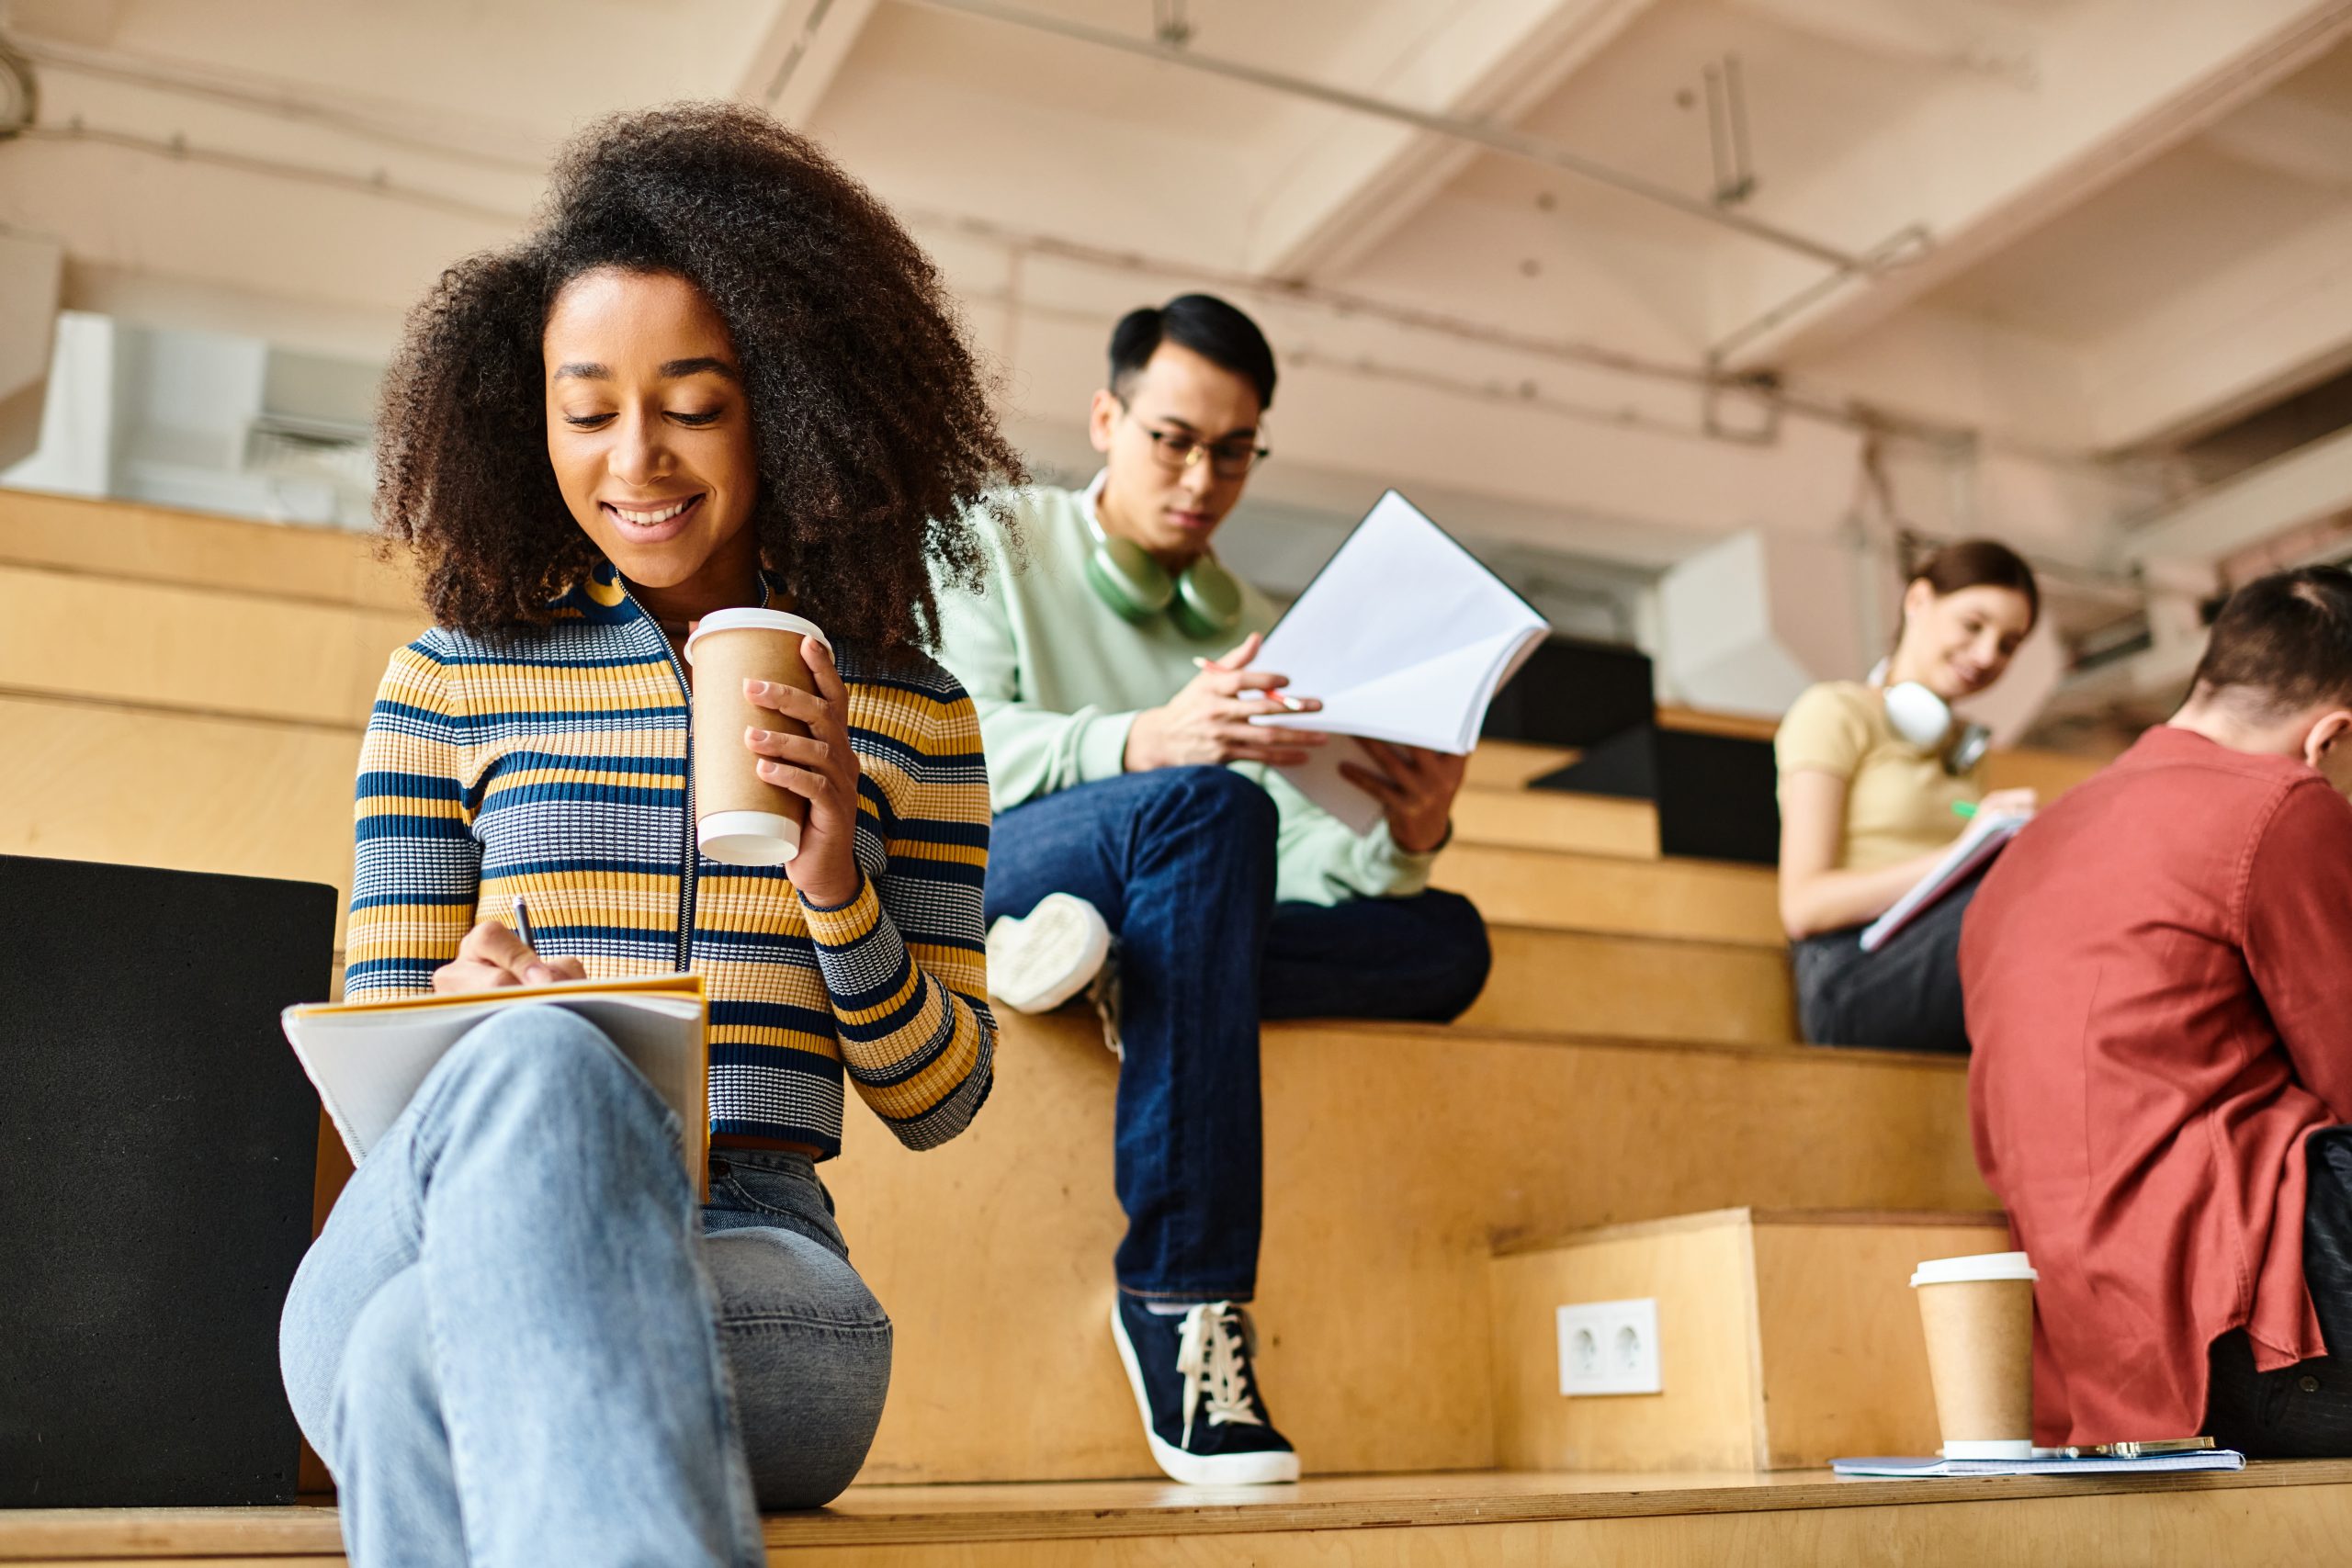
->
[1962, 566, 2352, 1456]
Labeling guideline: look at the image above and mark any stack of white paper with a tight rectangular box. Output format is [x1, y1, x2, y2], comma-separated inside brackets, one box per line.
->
[1252, 491, 1550, 833]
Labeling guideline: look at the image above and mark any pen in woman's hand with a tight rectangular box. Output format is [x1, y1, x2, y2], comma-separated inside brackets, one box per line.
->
[513, 895, 537, 951]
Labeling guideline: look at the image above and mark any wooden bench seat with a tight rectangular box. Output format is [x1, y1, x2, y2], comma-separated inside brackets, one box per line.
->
[11, 1462, 2352, 1564]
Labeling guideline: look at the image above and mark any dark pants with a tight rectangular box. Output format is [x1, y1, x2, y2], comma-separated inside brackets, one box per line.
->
[984, 766, 1493, 1302]
[2205, 1127, 2352, 1457]
[1789, 867, 1985, 1053]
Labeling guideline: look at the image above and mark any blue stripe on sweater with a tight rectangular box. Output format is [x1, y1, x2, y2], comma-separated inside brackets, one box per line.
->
[709, 1000, 842, 1037]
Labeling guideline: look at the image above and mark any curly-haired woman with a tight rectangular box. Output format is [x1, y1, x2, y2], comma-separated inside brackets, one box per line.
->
[278, 104, 1022, 1565]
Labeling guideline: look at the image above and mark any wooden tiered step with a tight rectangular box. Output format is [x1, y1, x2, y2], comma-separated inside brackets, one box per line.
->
[1436, 842, 1784, 946]
[1489, 1209, 2011, 1472]
[294, 1006, 1987, 1486]
[1451, 784, 1659, 857]
[1461, 926, 1795, 1046]
[826, 1011, 1984, 1484]
[6, 701, 1803, 1045]
[13, 1464, 2352, 1564]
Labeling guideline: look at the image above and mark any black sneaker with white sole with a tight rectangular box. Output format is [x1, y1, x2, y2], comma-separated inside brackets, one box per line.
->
[1111, 1295, 1300, 1485]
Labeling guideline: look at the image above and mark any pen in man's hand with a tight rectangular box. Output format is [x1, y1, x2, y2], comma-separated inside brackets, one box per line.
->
[1196, 655, 1311, 711]
[512, 896, 537, 952]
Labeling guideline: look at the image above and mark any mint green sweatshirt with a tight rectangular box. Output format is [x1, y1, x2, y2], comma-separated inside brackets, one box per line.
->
[933, 480, 1435, 907]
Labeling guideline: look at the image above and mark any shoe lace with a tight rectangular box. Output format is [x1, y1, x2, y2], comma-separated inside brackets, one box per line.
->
[1174, 1302, 1264, 1449]
[1089, 944, 1123, 1060]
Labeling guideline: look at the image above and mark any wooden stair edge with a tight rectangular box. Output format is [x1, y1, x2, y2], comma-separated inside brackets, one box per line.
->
[11, 1464, 2351, 1558]
[0, 487, 419, 615]
[1261, 1018, 1966, 1072]
[1488, 1205, 2010, 1257]
[763, 1463, 2352, 1547]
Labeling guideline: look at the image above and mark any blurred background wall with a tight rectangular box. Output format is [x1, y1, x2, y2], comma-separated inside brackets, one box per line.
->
[6, 0, 2352, 743]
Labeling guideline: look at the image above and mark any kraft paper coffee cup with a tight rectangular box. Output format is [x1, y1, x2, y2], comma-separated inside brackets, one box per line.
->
[683, 609, 831, 867]
[1910, 1250, 2038, 1460]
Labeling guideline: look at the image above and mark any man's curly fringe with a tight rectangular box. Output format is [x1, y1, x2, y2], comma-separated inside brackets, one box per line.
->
[374, 101, 1023, 651]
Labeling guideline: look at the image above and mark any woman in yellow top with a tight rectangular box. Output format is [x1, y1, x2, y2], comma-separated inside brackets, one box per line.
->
[1776, 541, 2041, 1052]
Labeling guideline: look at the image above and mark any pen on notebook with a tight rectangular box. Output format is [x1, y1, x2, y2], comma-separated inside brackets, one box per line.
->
[512, 895, 537, 953]
[1195, 655, 1311, 711]
[1951, 801, 1979, 819]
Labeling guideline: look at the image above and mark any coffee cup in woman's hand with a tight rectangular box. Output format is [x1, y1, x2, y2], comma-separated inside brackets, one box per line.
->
[432, 919, 588, 994]
[741, 634, 865, 909]
[684, 610, 829, 868]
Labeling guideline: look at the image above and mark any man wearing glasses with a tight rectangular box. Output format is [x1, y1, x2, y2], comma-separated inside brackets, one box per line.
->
[934, 294, 1491, 1485]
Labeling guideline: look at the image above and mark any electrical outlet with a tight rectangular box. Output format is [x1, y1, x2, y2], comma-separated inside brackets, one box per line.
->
[1556, 1298, 1663, 1396]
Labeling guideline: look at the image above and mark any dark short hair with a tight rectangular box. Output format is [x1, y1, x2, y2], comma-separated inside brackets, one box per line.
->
[1108, 294, 1276, 411]
[1911, 538, 2040, 632]
[374, 102, 1022, 649]
[2188, 566, 2352, 716]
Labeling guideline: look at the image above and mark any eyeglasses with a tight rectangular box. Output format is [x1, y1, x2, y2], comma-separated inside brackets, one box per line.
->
[1121, 403, 1271, 479]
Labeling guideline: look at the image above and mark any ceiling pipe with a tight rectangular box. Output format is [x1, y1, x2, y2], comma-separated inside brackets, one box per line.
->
[897, 0, 1898, 275]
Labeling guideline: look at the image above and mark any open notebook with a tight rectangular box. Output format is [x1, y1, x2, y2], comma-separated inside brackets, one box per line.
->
[1859, 809, 2032, 953]
[1251, 490, 1551, 834]
[282, 974, 709, 1190]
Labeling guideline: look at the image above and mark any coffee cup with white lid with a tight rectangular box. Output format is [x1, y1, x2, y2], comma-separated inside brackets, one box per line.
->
[1911, 1250, 2038, 1461]
[683, 608, 831, 867]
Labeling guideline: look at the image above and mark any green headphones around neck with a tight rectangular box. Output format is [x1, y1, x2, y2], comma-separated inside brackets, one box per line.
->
[1082, 491, 1243, 640]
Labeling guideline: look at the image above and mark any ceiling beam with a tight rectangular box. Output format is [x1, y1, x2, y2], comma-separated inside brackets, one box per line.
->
[2080, 204, 2352, 450]
[735, 0, 880, 126]
[2122, 421, 2352, 566]
[1710, 0, 2352, 371]
[901, 0, 1876, 272]
[2199, 91, 2352, 191]
[1721, 0, 2037, 82]
[2, 0, 130, 48]
[1239, 0, 1657, 281]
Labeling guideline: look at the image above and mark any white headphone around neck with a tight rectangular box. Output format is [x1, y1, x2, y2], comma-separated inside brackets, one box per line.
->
[1872, 663, 1993, 776]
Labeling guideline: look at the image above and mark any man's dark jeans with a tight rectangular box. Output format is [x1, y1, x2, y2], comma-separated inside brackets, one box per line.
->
[2205, 1128, 2352, 1457]
[985, 766, 1492, 1303]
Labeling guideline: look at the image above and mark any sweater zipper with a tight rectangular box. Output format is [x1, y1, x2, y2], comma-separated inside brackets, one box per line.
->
[621, 581, 698, 972]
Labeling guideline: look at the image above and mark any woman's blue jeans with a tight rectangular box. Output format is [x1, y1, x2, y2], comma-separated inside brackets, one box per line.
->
[279, 1007, 892, 1568]
[985, 765, 1493, 1303]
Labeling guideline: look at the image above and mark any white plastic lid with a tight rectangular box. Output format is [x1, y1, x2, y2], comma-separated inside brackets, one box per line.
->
[1911, 1250, 2037, 1287]
[698, 809, 800, 866]
[683, 608, 831, 665]
[1942, 1439, 2036, 1460]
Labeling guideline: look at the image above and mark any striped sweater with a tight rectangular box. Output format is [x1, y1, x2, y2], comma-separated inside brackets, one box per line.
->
[345, 560, 995, 1156]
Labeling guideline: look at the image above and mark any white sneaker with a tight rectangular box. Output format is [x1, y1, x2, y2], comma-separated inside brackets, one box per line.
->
[986, 893, 1113, 1015]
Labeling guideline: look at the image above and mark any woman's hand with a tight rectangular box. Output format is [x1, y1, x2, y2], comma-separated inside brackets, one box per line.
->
[431, 919, 586, 994]
[741, 635, 865, 908]
[1340, 739, 1466, 854]
[1978, 786, 2038, 818]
